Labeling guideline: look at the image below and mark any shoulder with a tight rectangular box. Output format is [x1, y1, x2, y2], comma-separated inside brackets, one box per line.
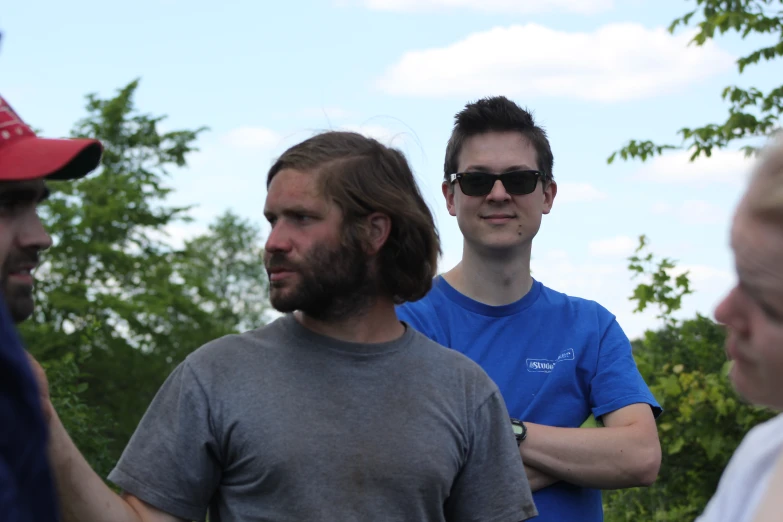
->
[537, 281, 619, 329]
[183, 318, 288, 379]
[539, 282, 612, 314]
[700, 414, 783, 520]
[406, 329, 500, 398]
[734, 414, 783, 461]
[396, 283, 443, 319]
[721, 413, 783, 485]
[396, 280, 452, 342]
[407, 329, 473, 366]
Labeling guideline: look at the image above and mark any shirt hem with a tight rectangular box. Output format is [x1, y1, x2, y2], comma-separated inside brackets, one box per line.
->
[592, 394, 662, 420]
[491, 506, 539, 521]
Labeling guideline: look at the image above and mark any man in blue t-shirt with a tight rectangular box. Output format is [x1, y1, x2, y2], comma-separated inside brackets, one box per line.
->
[397, 96, 662, 522]
[0, 93, 103, 521]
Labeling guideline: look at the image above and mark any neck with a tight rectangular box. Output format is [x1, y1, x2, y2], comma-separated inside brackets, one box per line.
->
[295, 297, 405, 344]
[443, 240, 534, 306]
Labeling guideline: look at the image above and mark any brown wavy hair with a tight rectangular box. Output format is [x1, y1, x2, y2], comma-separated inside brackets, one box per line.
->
[267, 131, 441, 303]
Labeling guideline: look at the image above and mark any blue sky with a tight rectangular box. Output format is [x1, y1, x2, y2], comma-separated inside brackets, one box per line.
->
[2, 0, 779, 339]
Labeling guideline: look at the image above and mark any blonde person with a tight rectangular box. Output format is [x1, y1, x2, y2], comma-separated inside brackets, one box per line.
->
[697, 133, 783, 522]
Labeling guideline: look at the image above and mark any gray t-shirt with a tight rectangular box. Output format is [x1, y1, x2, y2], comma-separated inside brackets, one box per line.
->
[108, 315, 537, 522]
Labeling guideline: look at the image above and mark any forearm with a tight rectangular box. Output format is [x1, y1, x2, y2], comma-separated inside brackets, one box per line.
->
[47, 410, 142, 522]
[523, 463, 559, 492]
[520, 423, 660, 489]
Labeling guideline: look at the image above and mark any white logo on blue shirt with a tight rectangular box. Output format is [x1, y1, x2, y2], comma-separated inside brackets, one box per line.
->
[526, 348, 575, 373]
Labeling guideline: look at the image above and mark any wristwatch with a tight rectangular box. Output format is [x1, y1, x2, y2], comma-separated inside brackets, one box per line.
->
[510, 417, 527, 443]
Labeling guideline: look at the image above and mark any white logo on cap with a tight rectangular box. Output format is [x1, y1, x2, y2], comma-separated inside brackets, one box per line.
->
[0, 97, 30, 139]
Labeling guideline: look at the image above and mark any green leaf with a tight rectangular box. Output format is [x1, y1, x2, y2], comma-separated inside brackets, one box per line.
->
[668, 436, 685, 455]
[609, 0, 782, 167]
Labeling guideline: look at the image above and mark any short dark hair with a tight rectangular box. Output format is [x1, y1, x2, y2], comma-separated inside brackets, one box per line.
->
[444, 96, 554, 184]
[267, 131, 441, 304]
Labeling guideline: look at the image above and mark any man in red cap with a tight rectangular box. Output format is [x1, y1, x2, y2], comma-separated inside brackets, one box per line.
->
[0, 95, 103, 322]
[0, 93, 103, 522]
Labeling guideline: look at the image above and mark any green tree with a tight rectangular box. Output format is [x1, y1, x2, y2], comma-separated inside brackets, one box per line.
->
[609, 0, 782, 164]
[23, 80, 269, 473]
[181, 210, 269, 333]
[602, 237, 774, 521]
[40, 352, 116, 479]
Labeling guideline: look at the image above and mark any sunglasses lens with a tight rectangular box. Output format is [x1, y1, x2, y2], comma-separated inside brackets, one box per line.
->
[503, 171, 539, 195]
[459, 173, 496, 196]
[457, 171, 540, 196]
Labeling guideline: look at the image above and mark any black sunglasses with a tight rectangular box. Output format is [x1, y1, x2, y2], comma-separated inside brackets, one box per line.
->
[449, 170, 542, 197]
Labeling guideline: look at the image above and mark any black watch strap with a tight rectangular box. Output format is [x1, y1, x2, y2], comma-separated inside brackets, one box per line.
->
[510, 417, 527, 443]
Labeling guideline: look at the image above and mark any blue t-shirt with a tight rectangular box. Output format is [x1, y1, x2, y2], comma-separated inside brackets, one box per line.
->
[396, 277, 661, 522]
[0, 296, 60, 522]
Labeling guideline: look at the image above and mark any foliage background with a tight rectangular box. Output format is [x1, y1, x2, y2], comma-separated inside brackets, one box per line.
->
[28, 87, 775, 519]
[602, 237, 774, 521]
[604, 2, 781, 517]
[19, 1, 782, 516]
[22, 81, 270, 478]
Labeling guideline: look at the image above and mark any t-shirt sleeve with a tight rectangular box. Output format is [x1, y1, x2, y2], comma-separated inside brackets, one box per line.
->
[108, 360, 221, 522]
[445, 389, 538, 522]
[590, 316, 662, 420]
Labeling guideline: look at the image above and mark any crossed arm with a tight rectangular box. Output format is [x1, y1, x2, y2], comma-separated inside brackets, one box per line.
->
[520, 403, 661, 492]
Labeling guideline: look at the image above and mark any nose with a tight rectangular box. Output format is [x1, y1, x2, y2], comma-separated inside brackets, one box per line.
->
[18, 209, 53, 252]
[264, 221, 293, 254]
[486, 178, 512, 202]
[714, 286, 748, 333]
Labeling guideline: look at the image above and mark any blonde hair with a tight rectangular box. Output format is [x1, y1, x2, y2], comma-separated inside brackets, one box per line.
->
[747, 132, 783, 224]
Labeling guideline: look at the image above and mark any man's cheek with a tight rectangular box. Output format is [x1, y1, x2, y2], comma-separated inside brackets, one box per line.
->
[0, 227, 11, 269]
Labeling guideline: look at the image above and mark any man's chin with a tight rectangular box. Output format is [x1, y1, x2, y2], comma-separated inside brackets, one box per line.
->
[269, 291, 302, 315]
[6, 296, 34, 324]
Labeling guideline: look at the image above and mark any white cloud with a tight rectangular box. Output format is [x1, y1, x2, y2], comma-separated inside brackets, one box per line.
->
[377, 23, 734, 102]
[634, 149, 753, 186]
[356, 0, 612, 14]
[651, 199, 727, 225]
[556, 182, 608, 203]
[588, 235, 638, 257]
[221, 126, 282, 150]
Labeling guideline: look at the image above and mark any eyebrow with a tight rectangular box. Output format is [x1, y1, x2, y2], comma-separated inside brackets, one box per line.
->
[265, 205, 323, 219]
[461, 165, 536, 173]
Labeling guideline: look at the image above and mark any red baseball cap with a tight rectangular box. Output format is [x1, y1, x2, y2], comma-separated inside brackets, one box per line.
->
[0, 95, 103, 182]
